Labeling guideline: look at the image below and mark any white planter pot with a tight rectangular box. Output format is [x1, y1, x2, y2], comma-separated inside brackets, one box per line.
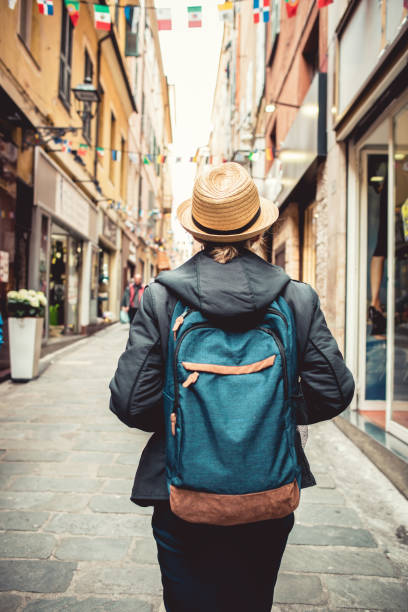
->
[8, 317, 44, 381]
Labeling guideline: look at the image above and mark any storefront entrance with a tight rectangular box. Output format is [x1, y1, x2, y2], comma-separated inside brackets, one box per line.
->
[352, 102, 408, 444]
[48, 223, 82, 338]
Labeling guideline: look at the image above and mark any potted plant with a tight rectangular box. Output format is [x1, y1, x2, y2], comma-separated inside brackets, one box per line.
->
[7, 289, 47, 381]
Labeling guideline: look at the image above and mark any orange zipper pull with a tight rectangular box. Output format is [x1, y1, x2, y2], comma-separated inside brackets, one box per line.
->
[172, 316, 185, 340]
[172, 308, 191, 340]
[182, 371, 199, 388]
[170, 412, 177, 436]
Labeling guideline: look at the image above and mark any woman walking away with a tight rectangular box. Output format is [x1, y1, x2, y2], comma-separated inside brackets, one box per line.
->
[109, 162, 355, 612]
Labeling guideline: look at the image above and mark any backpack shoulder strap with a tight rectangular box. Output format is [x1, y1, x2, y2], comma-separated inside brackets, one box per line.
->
[148, 281, 179, 360]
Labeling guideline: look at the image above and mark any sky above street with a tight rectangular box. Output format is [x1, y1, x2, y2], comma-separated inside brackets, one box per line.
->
[156, 0, 224, 250]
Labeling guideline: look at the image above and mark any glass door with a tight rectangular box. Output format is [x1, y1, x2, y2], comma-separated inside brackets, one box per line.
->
[66, 237, 82, 334]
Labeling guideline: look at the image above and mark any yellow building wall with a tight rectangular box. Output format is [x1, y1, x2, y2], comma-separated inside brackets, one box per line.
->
[0, 0, 132, 204]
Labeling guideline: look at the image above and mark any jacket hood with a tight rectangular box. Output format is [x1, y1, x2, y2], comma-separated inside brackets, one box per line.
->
[156, 249, 290, 319]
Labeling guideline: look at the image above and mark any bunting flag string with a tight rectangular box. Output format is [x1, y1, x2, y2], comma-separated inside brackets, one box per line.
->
[27, 1, 336, 29]
[51, 137, 276, 166]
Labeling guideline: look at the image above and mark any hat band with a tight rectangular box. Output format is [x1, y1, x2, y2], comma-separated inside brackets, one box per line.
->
[192, 207, 261, 236]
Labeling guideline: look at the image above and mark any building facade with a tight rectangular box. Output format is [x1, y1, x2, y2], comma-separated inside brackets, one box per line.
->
[0, 0, 173, 375]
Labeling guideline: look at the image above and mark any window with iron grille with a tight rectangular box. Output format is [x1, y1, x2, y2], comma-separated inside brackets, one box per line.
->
[82, 49, 94, 142]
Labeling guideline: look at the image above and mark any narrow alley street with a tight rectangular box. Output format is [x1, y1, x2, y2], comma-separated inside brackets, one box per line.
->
[0, 323, 407, 612]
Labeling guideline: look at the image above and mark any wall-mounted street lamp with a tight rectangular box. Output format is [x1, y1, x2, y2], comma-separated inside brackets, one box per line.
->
[72, 76, 100, 137]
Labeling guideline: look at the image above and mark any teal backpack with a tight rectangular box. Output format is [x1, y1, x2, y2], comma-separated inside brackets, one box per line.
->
[163, 296, 301, 526]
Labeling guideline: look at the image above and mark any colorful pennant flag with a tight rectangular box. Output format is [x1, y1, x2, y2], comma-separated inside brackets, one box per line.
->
[263, 0, 270, 23]
[317, 0, 333, 7]
[8, 0, 18, 10]
[65, 0, 79, 27]
[37, 0, 54, 15]
[188, 6, 202, 28]
[266, 147, 274, 162]
[61, 140, 72, 153]
[112, 150, 122, 161]
[78, 143, 89, 157]
[94, 4, 111, 31]
[285, 0, 299, 18]
[157, 8, 172, 30]
[156, 154, 166, 164]
[143, 156, 150, 165]
[96, 146, 104, 158]
[253, 0, 260, 24]
[218, 1, 233, 21]
[128, 152, 138, 164]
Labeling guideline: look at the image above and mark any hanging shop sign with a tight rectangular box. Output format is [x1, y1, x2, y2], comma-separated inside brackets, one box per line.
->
[102, 213, 117, 247]
[0, 250, 9, 283]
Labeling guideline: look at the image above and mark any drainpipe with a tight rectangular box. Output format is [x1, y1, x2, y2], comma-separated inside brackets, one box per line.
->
[93, 33, 111, 182]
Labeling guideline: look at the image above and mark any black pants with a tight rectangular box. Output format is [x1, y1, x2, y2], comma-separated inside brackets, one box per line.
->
[152, 502, 294, 612]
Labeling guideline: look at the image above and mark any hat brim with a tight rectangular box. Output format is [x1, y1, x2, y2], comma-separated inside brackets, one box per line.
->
[177, 197, 279, 243]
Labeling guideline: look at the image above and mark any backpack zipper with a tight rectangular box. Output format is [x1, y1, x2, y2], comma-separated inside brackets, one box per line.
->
[267, 308, 288, 328]
[172, 323, 211, 424]
[258, 327, 289, 400]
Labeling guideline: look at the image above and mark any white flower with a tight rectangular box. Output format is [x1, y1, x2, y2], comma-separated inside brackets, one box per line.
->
[37, 291, 45, 298]
[29, 298, 39, 309]
[28, 290, 37, 297]
[38, 295, 47, 306]
[7, 291, 18, 299]
[18, 289, 29, 299]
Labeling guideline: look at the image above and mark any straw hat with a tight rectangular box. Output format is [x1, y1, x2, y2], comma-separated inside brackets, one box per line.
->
[177, 162, 279, 243]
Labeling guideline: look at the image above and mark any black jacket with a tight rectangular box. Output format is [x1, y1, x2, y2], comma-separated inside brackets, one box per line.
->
[109, 249, 355, 505]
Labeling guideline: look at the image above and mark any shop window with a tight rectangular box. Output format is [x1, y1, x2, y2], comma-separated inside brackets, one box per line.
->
[392, 107, 408, 429]
[58, 2, 73, 110]
[82, 50, 94, 143]
[18, 0, 41, 64]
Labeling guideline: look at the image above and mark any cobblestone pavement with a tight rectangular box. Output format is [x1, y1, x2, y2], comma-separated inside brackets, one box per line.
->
[0, 323, 407, 612]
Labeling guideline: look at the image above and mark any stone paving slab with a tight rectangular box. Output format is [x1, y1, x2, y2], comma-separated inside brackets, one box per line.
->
[23, 597, 154, 612]
[130, 537, 159, 565]
[274, 573, 325, 605]
[7, 476, 103, 493]
[73, 564, 162, 596]
[0, 492, 56, 510]
[2, 451, 68, 462]
[89, 494, 139, 514]
[97, 464, 137, 479]
[66, 452, 115, 464]
[0, 511, 50, 531]
[54, 537, 131, 561]
[300, 487, 346, 505]
[294, 504, 362, 527]
[0, 560, 76, 593]
[37, 493, 91, 512]
[325, 575, 408, 611]
[281, 546, 396, 576]
[288, 524, 378, 547]
[43, 513, 151, 536]
[0, 532, 56, 559]
[102, 479, 134, 494]
[0, 593, 23, 611]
